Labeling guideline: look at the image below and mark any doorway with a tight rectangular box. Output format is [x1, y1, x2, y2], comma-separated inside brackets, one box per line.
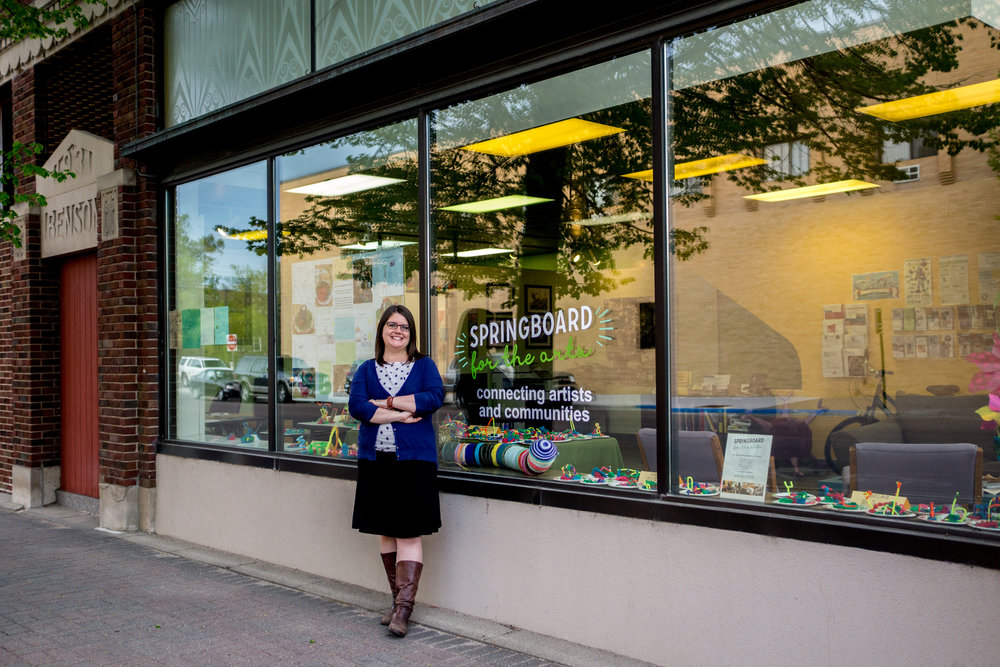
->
[60, 253, 98, 497]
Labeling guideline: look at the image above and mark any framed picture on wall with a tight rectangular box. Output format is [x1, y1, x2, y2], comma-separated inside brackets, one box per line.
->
[525, 284, 552, 348]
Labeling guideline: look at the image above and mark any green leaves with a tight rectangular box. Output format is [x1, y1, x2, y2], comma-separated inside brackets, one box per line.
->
[0, 141, 78, 248]
[0, 0, 106, 42]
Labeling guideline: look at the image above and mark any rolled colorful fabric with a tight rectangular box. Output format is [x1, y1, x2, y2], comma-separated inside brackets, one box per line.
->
[526, 438, 558, 473]
[450, 439, 559, 475]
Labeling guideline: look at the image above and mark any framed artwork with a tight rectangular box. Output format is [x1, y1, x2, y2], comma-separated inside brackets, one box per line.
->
[524, 284, 552, 348]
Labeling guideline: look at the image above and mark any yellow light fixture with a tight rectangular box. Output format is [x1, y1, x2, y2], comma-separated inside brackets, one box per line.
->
[623, 153, 767, 183]
[856, 79, 1000, 121]
[216, 228, 289, 241]
[439, 195, 552, 214]
[459, 119, 625, 157]
[743, 179, 879, 202]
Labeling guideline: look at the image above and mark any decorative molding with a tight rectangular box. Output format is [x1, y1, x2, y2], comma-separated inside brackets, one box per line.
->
[0, 0, 129, 85]
[97, 168, 135, 242]
[38, 130, 115, 258]
[100, 188, 118, 241]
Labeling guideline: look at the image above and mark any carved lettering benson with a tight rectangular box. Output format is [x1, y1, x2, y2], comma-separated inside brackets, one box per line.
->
[52, 143, 94, 179]
[38, 130, 114, 257]
[44, 199, 96, 240]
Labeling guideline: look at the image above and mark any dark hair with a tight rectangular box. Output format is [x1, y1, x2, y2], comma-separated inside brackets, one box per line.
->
[375, 305, 424, 364]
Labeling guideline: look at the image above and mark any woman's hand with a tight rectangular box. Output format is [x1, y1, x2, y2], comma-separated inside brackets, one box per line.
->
[369, 398, 389, 409]
[396, 412, 422, 424]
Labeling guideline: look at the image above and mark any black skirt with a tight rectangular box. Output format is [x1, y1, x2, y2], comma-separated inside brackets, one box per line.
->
[352, 451, 441, 538]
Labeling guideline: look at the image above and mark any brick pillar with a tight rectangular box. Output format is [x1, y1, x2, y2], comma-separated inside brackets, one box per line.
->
[2, 69, 62, 507]
[96, 3, 159, 531]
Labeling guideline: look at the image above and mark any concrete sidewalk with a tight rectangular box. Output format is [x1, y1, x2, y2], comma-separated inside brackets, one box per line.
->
[0, 495, 650, 666]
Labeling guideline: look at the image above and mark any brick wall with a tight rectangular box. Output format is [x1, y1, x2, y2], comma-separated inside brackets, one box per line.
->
[0, 3, 160, 496]
[40, 24, 114, 149]
[0, 67, 61, 494]
[99, 3, 159, 490]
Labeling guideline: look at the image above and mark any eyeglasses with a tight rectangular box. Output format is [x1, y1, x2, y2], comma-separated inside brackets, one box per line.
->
[385, 322, 410, 332]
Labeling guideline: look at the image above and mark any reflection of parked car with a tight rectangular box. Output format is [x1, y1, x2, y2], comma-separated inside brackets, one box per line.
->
[188, 368, 240, 401]
[178, 356, 228, 387]
[233, 355, 316, 403]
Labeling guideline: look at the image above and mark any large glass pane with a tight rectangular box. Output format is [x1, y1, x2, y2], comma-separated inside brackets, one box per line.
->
[164, 0, 310, 126]
[669, 0, 1000, 524]
[315, 0, 498, 69]
[431, 54, 656, 489]
[274, 120, 420, 457]
[169, 162, 269, 448]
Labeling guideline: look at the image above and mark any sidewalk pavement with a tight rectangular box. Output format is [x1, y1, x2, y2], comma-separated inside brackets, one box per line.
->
[0, 495, 652, 666]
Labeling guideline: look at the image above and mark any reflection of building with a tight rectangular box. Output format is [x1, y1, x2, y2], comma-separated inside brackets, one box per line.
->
[1, 1, 998, 664]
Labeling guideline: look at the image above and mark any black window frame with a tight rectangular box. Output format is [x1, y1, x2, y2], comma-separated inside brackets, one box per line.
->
[145, 0, 1000, 569]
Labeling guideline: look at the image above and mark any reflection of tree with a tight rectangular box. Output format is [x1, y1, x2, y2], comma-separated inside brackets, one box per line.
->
[672, 11, 1000, 194]
[174, 212, 269, 350]
[174, 213, 224, 301]
[219, 11, 998, 302]
[226, 265, 268, 349]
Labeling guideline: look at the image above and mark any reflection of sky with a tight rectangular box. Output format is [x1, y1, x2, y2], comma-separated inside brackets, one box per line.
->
[177, 161, 268, 283]
[671, 0, 981, 90]
[278, 123, 417, 183]
[279, 143, 359, 182]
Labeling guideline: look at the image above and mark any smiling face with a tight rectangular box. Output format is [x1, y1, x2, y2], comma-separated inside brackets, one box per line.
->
[381, 312, 411, 359]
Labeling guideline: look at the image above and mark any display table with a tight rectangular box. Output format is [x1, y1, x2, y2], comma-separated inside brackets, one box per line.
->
[296, 421, 359, 450]
[671, 396, 823, 433]
[204, 414, 264, 438]
[548, 436, 624, 475]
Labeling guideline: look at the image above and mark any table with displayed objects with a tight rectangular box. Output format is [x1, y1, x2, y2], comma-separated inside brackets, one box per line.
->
[203, 414, 265, 440]
[294, 419, 360, 455]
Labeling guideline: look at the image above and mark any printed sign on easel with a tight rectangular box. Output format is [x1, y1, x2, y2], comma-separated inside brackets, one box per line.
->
[720, 433, 773, 503]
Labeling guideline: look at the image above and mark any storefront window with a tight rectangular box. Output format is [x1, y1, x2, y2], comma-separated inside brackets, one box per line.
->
[169, 161, 269, 447]
[160, 0, 1000, 541]
[668, 0, 1000, 523]
[274, 120, 420, 457]
[430, 53, 657, 488]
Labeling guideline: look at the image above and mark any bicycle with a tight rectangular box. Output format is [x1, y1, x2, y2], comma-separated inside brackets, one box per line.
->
[823, 365, 896, 474]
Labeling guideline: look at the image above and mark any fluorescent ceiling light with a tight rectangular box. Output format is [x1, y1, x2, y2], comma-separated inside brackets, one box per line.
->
[459, 119, 625, 157]
[856, 79, 1000, 121]
[439, 195, 552, 214]
[286, 174, 405, 196]
[743, 179, 879, 202]
[623, 153, 767, 182]
[569, 211, 649, 227]
[340, 240, 416, 250]
[453, 247, 515, 258]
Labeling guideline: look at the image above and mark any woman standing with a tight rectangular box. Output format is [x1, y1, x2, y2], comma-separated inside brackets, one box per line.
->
[348, 304, 444, 638]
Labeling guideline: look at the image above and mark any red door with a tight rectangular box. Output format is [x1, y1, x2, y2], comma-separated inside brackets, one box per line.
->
[60, 253, 99, 497]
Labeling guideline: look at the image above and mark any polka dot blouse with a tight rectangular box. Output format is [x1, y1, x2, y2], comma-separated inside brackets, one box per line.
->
[375, 361, 414, 452]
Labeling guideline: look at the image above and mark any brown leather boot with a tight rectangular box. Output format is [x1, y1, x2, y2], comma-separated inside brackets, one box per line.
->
[388, 560, 422, 637]
[379, 552, 398, 625]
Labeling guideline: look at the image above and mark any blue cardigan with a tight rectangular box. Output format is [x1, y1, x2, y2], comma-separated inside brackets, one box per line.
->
[347, 356, 444, 463]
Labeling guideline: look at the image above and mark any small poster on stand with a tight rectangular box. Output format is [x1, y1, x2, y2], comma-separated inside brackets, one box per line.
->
[720, 433, 773, 503]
